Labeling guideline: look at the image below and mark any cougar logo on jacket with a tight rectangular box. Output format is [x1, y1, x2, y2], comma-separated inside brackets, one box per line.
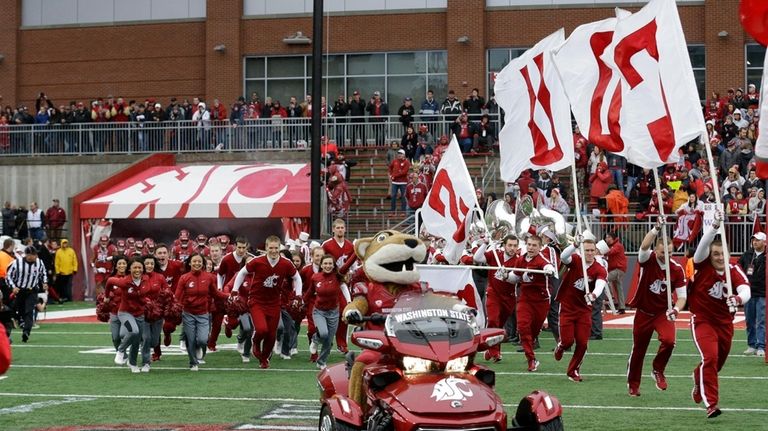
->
[708, 281, 725, 299]
[431, 377, 474, 402]
[649, 279, 666, 295]
[264, 274, 279, 288]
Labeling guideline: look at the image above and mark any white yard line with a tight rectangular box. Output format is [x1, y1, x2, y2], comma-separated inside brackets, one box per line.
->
[37, 309, 95, 320]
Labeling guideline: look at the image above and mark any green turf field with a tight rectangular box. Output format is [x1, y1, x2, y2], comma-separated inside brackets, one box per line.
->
[2, 321, 766, 430]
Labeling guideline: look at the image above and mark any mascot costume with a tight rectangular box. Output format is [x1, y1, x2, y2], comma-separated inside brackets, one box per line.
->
[342, 230, 427, 407]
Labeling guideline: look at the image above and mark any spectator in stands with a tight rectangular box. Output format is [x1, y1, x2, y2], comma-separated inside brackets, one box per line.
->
[320, 136, 338, 165]
[405, 173, 428, 218]
[328, 154, 356, 183]
[733, 88, 748, 110]
[739, 231, 765, 357]
[588, 146, 606, 175]
[420, 90, 440, 136]
[625, 163, 643, 199]
[463, 88, 485, 121]
[332, 94, 349, 147]
[397, 97, 415, 130]
[604, 185, 629, 225]
[722, 167, 745, 197]
[2, 202, 15, 237]
[366, 91, 389, 146]
[326, 175, 351, 223]
[415, 125, 434, 161]
[749, 188, 765, 214]
[705, 120, 719, 143]
[746, 83, 760, 108]
[348, 90, 366, 146]
[474, 114, 496, 153]
[27, 202, 45, 241]
[606, 152, 626, 194]
[733, 110, 749, 129]
[53, 238, 77, 302]
[743, 169, 763, 195]
[45, 199, 66, 241]
[389, 149, 410, 215]
[386, 141, 400, 167]
[535, 170, 553, 197]
[452, 112, 476, 153]
[721, 115, 738, 145]
[542, 187, 569, 215]
[441, 90, 462, 131]
[401, 125, 418, 162]
[432, 135, 449, 164]
[672, 184, 690, 212]
[589, 162, 612, 208]
[418, 154, 436, 188]
[604, 232, 627, 314]
[192, 102, 211, 150]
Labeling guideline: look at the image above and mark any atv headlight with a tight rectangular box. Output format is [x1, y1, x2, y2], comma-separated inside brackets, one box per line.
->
[445, 356, 469, 373]
[402, 356, 437, 374]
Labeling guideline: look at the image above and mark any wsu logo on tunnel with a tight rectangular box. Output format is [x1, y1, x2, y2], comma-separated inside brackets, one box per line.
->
[431, 377, 474, 402]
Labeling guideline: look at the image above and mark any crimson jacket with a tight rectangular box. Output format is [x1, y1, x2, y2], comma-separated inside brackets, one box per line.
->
[389, 158, 411, 184]
[175, 270, 227, 315]
[117, 276, 149, 317]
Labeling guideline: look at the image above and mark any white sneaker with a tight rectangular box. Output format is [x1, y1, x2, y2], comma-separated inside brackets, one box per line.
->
[744, 347, 757, 355]
[197, 359, 206, 364]
[758, 349, 765, 357]
[316, 363, 326, 370]
[189, 365, 199, 371]
[279, 353, 291, 360]
[140, 364, 150, 373]
[236, 342, 244, 354]
[290, 348, 298, 356]
[114, 351, 125, 365]
[129, 365, 140, 374]
[241, 355, 250, 363]
[180, 340, 187, 352]
[273, 343, 281, 355]
[195, 347, 204, 361]
[309, 340, 318, 355]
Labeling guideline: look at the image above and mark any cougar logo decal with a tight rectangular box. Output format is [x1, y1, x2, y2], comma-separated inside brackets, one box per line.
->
[708, 281, 725, 299]
[264, 274, 280, 288]
[430, 377, 474, 402]
[649, 279, 666, 295]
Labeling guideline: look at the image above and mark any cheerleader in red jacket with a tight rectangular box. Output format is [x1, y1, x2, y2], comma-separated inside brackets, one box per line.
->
[141, 255, 170, 366]
[113, 258, 149, 373]
[103, 256, 129, 352]
[304, 255, 351, 369]
[175, 253, 228, 370]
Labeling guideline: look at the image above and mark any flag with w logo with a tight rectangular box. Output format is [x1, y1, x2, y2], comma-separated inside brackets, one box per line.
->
[494, 29, 574, 182]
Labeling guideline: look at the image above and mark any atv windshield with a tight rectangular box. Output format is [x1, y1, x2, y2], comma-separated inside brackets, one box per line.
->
[384, 291, 478, 346]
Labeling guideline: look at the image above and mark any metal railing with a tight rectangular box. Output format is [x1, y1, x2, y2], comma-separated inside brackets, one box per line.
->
[0, 114, 502, 156]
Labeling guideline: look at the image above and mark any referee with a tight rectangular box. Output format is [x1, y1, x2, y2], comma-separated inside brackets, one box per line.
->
[7, 246, 48, 342]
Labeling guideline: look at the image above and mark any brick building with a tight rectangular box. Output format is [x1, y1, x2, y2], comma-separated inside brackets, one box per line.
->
[0, 0, 763, 109]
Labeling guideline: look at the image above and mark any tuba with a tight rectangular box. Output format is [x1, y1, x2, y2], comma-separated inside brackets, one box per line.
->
[484, 200, 516, 241]
[515, 194, 572, 245]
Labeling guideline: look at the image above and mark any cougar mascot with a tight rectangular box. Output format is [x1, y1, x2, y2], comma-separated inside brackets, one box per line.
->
[343, 230, 427, 407]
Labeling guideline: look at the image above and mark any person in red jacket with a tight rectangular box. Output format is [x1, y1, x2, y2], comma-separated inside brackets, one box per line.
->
[231, 236, 302, 369]
[92, 235, 117, 295]
[589, 162, 613, 209]
[113, 258, 149, 374]
[300, 246, 324, 362]
[689, 211, 751, 418]
[44, 198, 66, 241]
[405, 172, 428, 218]
[175, 253, 228, 371]
[215, 237, 255, 344]
[155, 244, 185, 350]
[604, 232, 628, 314]
[322, 219, 357, 353]
[555, 237, 607, 382]
[304, 254, 351, 369]
[141, 255, 169, 366]
[389, 149, 411, 214]
[0, 322, 9, 376]
[103, 256, 129, 352]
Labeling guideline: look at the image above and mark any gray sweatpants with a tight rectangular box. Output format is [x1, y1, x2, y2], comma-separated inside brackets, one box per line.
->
[182, 312, 209, 366]
[607, 269, 626, 310]
[237, 313, 254, 358]
[117, 312, 144, 367]
[109, 313, 120, 350]
[277, 309, 298, 356]
[312, 308, 339, 367]
[141, 318, 163, 366]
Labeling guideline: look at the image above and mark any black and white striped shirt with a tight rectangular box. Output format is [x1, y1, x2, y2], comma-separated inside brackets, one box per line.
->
[6, 256, 47, 291]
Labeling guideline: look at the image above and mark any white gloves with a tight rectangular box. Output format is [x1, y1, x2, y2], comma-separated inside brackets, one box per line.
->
[666, 307, 679, 321]
[584, 293, 596, 304]
[726, 295, 742, 307]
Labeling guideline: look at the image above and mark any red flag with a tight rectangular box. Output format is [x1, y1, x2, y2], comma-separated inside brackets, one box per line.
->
[753, 213, 764, 235]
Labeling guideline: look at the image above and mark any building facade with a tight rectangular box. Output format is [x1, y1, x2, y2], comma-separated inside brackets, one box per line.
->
[0, 0, 762, 108]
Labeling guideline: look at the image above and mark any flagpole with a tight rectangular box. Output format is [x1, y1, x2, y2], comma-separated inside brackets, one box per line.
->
[701, 133, 735, 311]
[569, 159, 592, 302]
[421, 264, 550, 274]
[651, 168, 674, 311]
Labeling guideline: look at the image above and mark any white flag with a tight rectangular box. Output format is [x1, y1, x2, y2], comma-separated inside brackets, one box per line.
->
[755, 49, 768, 178]
[495, 29, 574, 182]
[599, 0, 705, 169]
[416, 264, 486, 327]
[421, 135, 478, 265]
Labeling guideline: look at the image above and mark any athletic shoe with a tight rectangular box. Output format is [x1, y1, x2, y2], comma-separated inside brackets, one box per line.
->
[743, 347, 757, 355]
[236, 342, 244, 354]
[129, 365, 140, 374]
[151, 353, 160, 362]
[195, 347, 203, 361]
[140, 364, 150, 373]
[22, 333, 28, 343]
[309, 340, 318, 355]
[317, 363, 327, 370]
[527, 359, 540, 372]
[757, 349, 765, 357]
[163, 333, 171, 346]
[180, 340, 187, 352]
[259, 359, 270, 369]
[692, 380, 702, 404]
[273, 344, 281, 355]
[553, 344, 564, 362]
[241, 355, 250, 363]
[628, 386, 641, 397]
[567, 371, 583, 382]
[197, 359, 206, 364]
[189, 365, 199, 372]
[309, 353, 318, 363]
[706, 405, 722, 419]
[652, 370, 668, 391]
[114, 351, 126, 365]
[337, 346, 349, 354]
[290, 348, 298, 356]
[279, 353, 291, 360]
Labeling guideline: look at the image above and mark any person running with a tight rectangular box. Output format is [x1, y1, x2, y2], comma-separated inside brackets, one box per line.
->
[140, 254, 169, 369]
[112, 258, 149, 374]
[626, 218, 687, 396]
[103, 256, 129, 351]
[300, 246, 324, 362]
[689, 211, 751, 418]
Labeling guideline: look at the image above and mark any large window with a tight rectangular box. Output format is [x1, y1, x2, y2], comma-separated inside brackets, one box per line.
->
[487, 46, 706, 100]
[243, 51, 448, 107]
[746, 43, 766, 91]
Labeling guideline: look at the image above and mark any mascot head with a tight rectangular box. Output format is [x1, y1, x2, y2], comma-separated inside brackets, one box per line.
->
[355, 230, 426, 285]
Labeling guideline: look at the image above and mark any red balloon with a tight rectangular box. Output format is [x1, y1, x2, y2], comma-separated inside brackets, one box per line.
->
[740, 0, 768, 46]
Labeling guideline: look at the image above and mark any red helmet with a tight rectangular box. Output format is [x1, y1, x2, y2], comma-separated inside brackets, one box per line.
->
[179, 229, 190, 241]
[99, 235, 109, 242]
[134, 240, 144, 248]
[196, 234, 207, 244]
[116, 239, 126, 248]
[144, 238, 155, 248]
[126, 237, 135, 247]
[218, 235, 230, 244]
[207, 236, 220, 246]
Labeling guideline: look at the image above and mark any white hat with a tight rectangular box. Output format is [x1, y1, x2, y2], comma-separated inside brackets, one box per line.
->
[298, 232, 309, 242]
[582, 230, 596, 242]
[596, 240, 609, 255]
[753, 232, 766, 241]
[309, 240, 321, 249]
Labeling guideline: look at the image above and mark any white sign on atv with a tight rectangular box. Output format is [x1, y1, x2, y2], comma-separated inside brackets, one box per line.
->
[430, 376, 474, 402]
